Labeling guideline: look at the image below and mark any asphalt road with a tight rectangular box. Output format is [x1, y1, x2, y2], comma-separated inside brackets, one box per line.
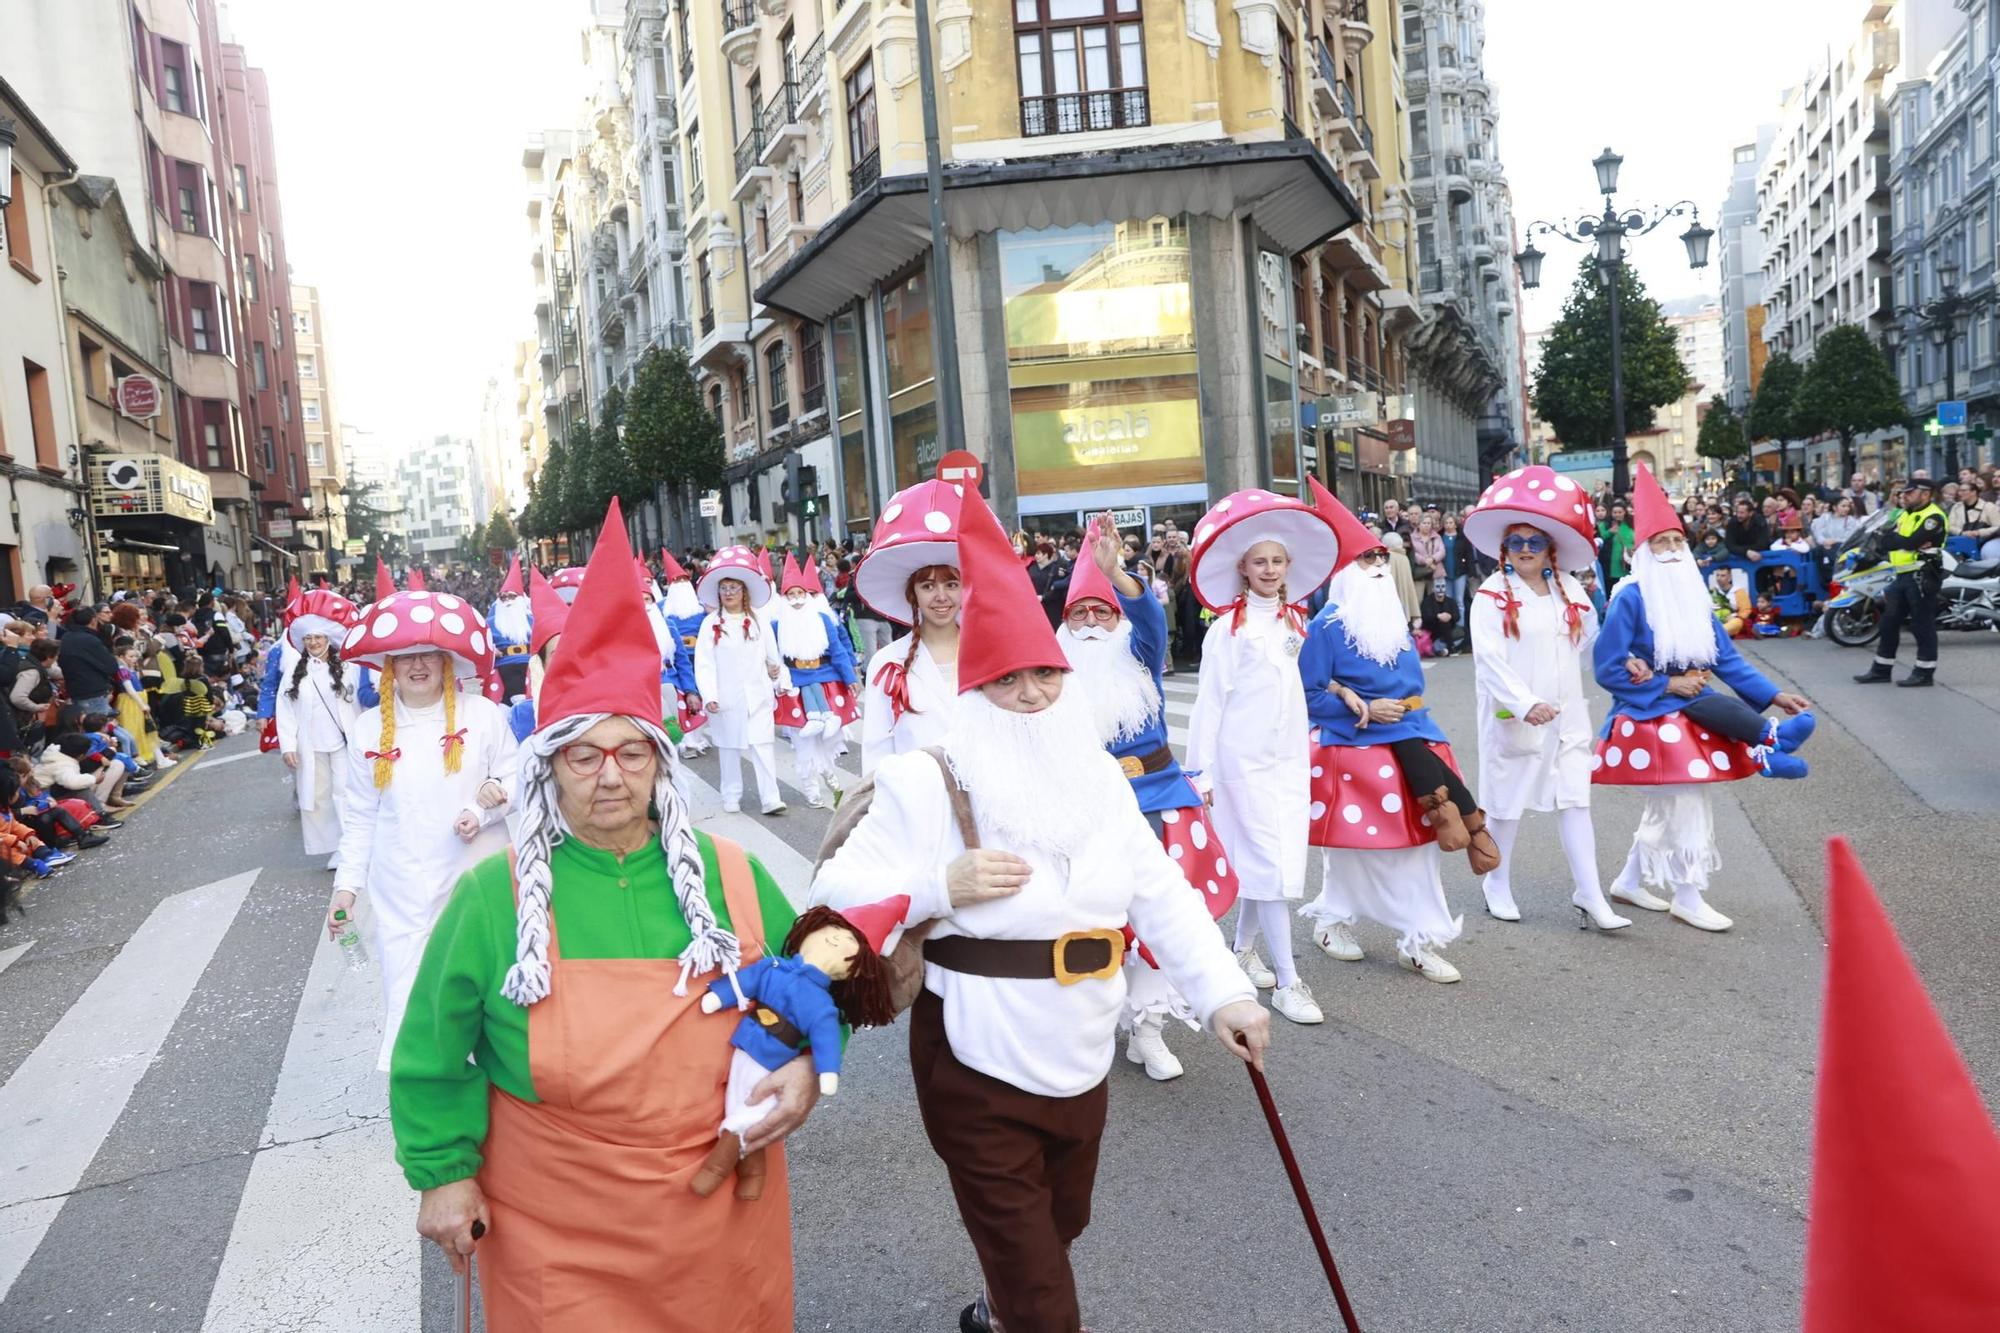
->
[0, 626, 1991, 1332]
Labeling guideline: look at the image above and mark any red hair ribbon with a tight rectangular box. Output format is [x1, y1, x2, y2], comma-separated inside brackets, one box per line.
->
[711, 619, 724, 644]
[1228, 595, 1308, 636]
[440, 729, 467, 750]
[1478, 585, 1523, 640]
[871, 660, 911, 723]
[364, 748, 401, 762]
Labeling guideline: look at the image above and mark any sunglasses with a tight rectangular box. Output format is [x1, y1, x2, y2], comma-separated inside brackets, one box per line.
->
[1353, 550, 1391, 567]
[1504, 535, 1552, 555]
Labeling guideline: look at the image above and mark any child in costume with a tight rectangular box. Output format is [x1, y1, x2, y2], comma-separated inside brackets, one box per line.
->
[770, 554, 861, 809]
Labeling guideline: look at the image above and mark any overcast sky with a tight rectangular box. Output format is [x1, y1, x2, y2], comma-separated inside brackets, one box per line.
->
[221, 0, 1882, 456]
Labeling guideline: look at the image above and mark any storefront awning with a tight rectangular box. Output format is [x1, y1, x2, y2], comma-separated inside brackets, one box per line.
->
[251, 535, 297, 562]
[757, 137, 1363, 324]
[103, 536, 183, 554]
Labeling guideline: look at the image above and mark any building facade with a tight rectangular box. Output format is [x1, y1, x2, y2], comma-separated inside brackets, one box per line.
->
[1719, 125, 1775, 412]
[395, 436, 479, 564]
[291, 283, 347, 579]
[1629, 298, 1726, 492]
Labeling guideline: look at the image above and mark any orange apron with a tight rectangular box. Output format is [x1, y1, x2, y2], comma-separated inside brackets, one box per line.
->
[477, 837, 794, 1331]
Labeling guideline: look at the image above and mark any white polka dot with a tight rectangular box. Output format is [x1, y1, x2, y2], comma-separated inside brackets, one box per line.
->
[1698, 731, 1711, 741]
[1378, 764, 1395, 780]
[1573, 503, 1585, 514]
[881, 502, 903, 522]
[1189, 821, 1208, 850]
[1342, 773, 1353, 782]
[1495, 486, 1515, 502]
[831, 690, 845, 706]
[923, 511, 951, 533]
[1206, 880, 1220, 895]
[952, 484, 964, 497]
[371, 613, 400, 638]
[880, 531, 901, 543]
[409, 591, 432, 601]
[1419, 814, 1433, 827]
[1215, 498, 1233, 512]
[1605, 745, 1623, 766]
[437, 595, 462, 610]
[342, 626, 364, 651]
[1311, 765, 1325, 778]
[1342, 803, 1363, 824]
[1160, 809, 1180, 824]
[1310, 800, 1328, 819]
[1591, 754, 1603, 771]
[1659, 723, 1683, 744]
[1196, 524, 1215, 544]
[1366, 825, 1378, 836]
[1554, 476, 1577, 491]
[439, 612, 466, 635]
[1215, 856, 1227, 877]
[1538, 489, 1558, 501]
[1619, 720, 1635, 738]
[1382, 792, 1403, 813]
[410, 605, 436, 624]
[471, 630, 486, 655]
[1688, 759, 1711, 779]
[1169, 843, 1185, 859]
[1712, 751, 1732, 770]
[1629, 749, 1651, 770]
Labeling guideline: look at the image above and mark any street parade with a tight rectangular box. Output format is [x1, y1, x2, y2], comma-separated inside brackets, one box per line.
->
[5, 1, 2000, 1331]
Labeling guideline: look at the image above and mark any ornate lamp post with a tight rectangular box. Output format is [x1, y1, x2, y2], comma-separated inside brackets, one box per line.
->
[1514, 148, 1713, 497]
[1890, 255, 1996, 479]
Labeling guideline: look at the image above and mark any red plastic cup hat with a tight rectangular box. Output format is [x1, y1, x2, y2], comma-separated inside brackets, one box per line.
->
[697, 545, 772, 609]
[837, 894, 912, 957]
[528, 566, 569, 657]
[1803, 837, 2000, 1332]
[534, 499, 664, 732]
[374, 558, 396, 604]
[855, 476, 966, 623]
[1306, 474, 1379, 579]
[955, 484, 1069, 694]
[780, 552, 813, 597]
[1629, 462, 1682, 545]
[660, 548, 691, 584]
[1064, 519, 1122, 613]
[406, 567, 427, 592]
[498, 554, 525, 599]
[1464, 464, 1600, 571]
[1188, 487, 1341, 612]
[550, 566, 587, 604]
[285, 590, 360, 651]
[340, 585, 493, 679]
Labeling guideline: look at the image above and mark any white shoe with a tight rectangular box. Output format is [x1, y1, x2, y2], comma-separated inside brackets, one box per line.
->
[1270, 981, 1324, 1024]
[1609, 878, 1671, 912]
[155, 754, 178, 769]
[1482, 881, 1522, 922]
[1235, 947, 1276, 989]
[760, 801, 787, 816]
[803, 785, 830, 810]
[1125, 1019, 1184, 1081]
[1313, 921, 1364, 961]
[721, 800, 741, 814]
[1571, 892, 1633, 931]
[1398, 948, 1462, 984]
[1669, 897, 1734, 932]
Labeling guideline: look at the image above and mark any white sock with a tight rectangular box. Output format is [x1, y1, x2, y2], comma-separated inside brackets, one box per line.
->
[1612, 841, 1644, 892]
[1256, 900, 1299, 989]
[1484, 816, 1521, 902]
[1557, 807, 1614, 910]
[1234, 907, 1261, 954]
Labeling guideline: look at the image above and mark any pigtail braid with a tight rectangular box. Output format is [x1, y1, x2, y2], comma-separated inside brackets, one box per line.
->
[373, 688, 397, 790]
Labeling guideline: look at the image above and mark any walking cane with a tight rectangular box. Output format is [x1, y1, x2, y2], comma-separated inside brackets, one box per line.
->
[456, 1219, 486, 1333]
[1246, 1064, 1364, 1333]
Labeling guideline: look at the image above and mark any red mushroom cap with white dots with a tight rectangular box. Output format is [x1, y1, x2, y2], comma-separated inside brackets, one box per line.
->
[1187, 488, 1343, 612]
[550, 567, 587, 604]
[285, 590, 360, 651]
[697, 546, 773, 610]
[339, 590, 495, 680]
[1463, 465, 1600, 572]
[854, 478, 965, 624]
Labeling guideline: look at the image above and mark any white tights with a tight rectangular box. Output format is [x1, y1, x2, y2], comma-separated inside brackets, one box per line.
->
[1233, 899, 1300, 989]
[1484, 807, 1617, 912]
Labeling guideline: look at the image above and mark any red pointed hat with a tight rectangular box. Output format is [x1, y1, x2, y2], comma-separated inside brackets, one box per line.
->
[780, 552, 811, 596]
[498, 554, 525, 599]
[660, 548, 690, 583]
[1064, 520, 1122, 612]
[374, 557, 396, 603]
[1465, 465, 1600, 571]
[836, 894, 912, 957]
[535, 500, 664, 731]
[956, 485, 1068, 693]
[528, 566, 569, 656]
[1630, 462, 1681, 545]
[406, 567, 428, 592]
[801, 553, 824, 594]
[755, 547, 774, 580]
[284, 575, 302, 621]
[1803, 838, 2000, 1332]
[1307, 475, 1381, 579]
[634, 556, 656, 590]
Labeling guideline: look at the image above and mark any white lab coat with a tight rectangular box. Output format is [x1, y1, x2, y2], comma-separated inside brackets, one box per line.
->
[334, 689, 518, 1071]
[692, 612, 788, 748]
[1468, 570, 1598, 821]
[859, 633, 958, 774]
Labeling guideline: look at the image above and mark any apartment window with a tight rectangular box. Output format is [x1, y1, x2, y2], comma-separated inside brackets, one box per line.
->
[261, 427, 276, 471]
[1014, 0, 1148, 137]
[685, 120, 705, 204]
[241, 255, 258, 304]
[1976, 109, 1992, 166]
[2, 170, 33, 276]
[280, 383, 291, 422]
[21, 360, 60, 470]
[1409, 109, 1429, 157]
[294, 311, 311, 334]
[132, 8, 153, 92]
[1977, 208, 1992, 266]
[77, 335, 107, 402]
[677, 0, 693, 80]
[800, 320, 825, 415]
[202, 421, 224, 469]
[187, 281, 221, 352]
[708, 384, 724, 427]
[846, 58, 878, 183]
[233, 164, 250, 212]
[1278, 21, 1297, 124]
[253, 342, 269, 390]
[304, 399, 320, 423]
[172, 160, 209, 235]
[301, 353, 317, 379]
[159, 40, 189, 114]
[696, 250, 714, 333]
[766, 338, 790, 427]
[308, 440, 326, 470]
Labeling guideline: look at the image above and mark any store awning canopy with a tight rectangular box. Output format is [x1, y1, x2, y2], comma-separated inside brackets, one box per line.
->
[251, 535, 297, 561]
[756, 137, 1363, 324]
[103, 537, 182, 554]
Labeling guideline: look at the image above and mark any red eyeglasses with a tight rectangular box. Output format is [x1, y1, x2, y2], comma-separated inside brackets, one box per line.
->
[558, 741, 657, 776]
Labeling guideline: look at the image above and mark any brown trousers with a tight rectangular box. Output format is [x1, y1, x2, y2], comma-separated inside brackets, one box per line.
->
[909, 991, 1110, 1333]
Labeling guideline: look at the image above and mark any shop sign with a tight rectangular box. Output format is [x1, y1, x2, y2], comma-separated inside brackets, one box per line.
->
[116, 375, 161, 421]
[267, 517, 295, 539]
[1107, 507, 1147, 529]
[1335, 432, 1357, 462]
[1012, 398, 1204, 496]
[1551, 449, 1612, 473]
[698, 494, 722, 518]
[91, 452, 214, 524]
[1320, 391, 1378, 427]
[1386, 419, 1416, 450]
[343, 539, 368, 556]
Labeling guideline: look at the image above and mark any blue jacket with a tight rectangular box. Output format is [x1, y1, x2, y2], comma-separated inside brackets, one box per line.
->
[508, 698, 536, 743]
[666, 608, 704, 696]
[708, 954, 845, 1077]
[1592, 581, 1777, 729]
[487, 599, 532, 667]
[772, 612, 858, 688]
[257, 647, 287, 719]
[1108, 585, 1201, 814]
[1298, 602, 1446, 747]
[356, 666, 379, 710]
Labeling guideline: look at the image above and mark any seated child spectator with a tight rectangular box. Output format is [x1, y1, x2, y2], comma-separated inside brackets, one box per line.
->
[178, 653, 224, 747]
[77, 713, 145, 807]
[1751, 592, 1786, 638]
[0, 781, 78, 876]
[4, 760, 107, 845]
[35, 732, 129, 817]
[111, 637, 163, 767]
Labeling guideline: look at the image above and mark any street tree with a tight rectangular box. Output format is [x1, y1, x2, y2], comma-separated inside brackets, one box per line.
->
[341, 478, 405, 563]
[1531, 256, 1690, 465]
[625, 347, 723, 545]
[1794, 324, 1909, 484]
[1746, 351, 1803, 486]
[527, 433, 573, 544]
[485, 509, 519, 555]
[1695, 395, 1748, 483]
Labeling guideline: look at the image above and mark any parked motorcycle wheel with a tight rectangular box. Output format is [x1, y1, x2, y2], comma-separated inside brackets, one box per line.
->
[1825, 602, 1882, 647]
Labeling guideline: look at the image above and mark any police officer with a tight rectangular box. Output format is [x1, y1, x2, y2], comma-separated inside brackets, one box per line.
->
[1855, 475, 1948, 687]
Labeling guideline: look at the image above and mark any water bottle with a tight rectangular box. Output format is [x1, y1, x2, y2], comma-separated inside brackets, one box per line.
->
[332, 909, 369, 969]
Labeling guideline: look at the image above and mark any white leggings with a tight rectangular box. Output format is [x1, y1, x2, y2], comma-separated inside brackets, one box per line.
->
[718, 744, 780, 810]
[1233, 899, 1300, 989]
[1483, 807, 1606, 906]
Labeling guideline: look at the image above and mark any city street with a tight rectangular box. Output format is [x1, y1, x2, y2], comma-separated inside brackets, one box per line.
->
[0, 632, 1991, 1332]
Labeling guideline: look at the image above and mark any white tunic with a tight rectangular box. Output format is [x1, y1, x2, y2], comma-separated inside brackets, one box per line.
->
[693, 613, 789, 748]
[1469, 571, 1598, 820]
[812, 749, 1253, 1098]
[859, 634, 958, 774]
[334, 690, 519, 1071]
[273, 656, 357, 814]
[1185, 595, 1309, 901]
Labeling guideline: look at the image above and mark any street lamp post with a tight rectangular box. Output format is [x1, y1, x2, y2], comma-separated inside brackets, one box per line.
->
[1514, 148, 1713, 498]
[1892, 255, 1994, 479]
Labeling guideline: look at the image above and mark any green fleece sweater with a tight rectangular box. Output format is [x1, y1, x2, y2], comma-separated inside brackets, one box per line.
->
[389, 832, 797, 1190]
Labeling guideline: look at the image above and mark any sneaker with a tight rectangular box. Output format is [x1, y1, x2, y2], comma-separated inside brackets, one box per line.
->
[1125, 1018, 1184, 1081]
[721, 800, 741, 814]
[77, 833, 110, 849]
[1235, 947, 1276, 989]
[1752, 745, 1808, 780]
[760, 801, 787, 816]
[155, 754, 178, 769]
[94, 817, 125, 830]
[1397, 947, 1462, 984]
[1313, 921, 1364, 961]
[1270, 981, 1325, 1024]
[40, 849, 76, 868]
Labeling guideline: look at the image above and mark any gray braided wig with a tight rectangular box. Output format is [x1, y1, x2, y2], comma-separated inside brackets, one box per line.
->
[499, 711, 741, 1005]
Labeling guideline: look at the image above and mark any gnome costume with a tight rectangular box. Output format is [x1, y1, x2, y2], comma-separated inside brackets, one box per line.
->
[659, 550, 712, 752]
[770, 554, 860, 809]
[854, 477, 965, 773]
[507, 566, 571, 743]
[694, 547, 790, 815]
[487, 556, 533, 703]
[273, 590, 360, 862]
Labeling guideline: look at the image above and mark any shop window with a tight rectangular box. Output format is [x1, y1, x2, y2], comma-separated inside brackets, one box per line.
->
[882, 266, 937, 489]
[3, 169, 33, 276]
[1015, 0, 1148, 137]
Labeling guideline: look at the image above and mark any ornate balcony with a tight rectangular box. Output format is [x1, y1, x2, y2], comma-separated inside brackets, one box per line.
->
[758, 81, 805, 166]
[849, 148, 880, 196]
[1020, 87, 1149, 137]
[733, 124, 772, 202]
[721, 0, 757, 68]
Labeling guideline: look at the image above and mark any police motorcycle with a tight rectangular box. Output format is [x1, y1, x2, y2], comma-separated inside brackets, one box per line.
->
[1821, 509, 2000, 645]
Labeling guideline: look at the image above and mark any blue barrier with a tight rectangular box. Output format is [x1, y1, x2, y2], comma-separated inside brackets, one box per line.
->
[1693, 548, 1826, 619]
[1947, 534, 1981, 559]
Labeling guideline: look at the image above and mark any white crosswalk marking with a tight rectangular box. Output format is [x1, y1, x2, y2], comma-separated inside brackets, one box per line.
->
[0, 940, 33, 979]
[201, 893, 416, 1332]
[0, 870, 255, 1301]
[681, 767, 819, 905]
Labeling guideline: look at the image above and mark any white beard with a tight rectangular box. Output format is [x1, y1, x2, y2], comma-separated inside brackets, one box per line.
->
[1329, 563, 1411, 667]
[1055, 619, 1160, 746]
[946, 684, 1131, 860]
[1632, 544, 1719, 668]
[664, 581, 702, 619]
[491, 597, 531, 645]
[772, 602, 830, 659]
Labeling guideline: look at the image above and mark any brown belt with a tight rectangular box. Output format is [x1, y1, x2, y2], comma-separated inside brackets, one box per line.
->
[754, 1005, 803, 1048]
[924, 930, 1127, 986]
[787, 656, 825, 669]
[1117, 744, 1176, 780]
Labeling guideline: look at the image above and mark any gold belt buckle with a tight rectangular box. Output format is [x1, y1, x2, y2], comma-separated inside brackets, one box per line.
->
[755, 1007, 781, 1028]
[1118, 754, 1145, 779]
[681, 634, 698, 648]
[1053, 928, 1126, 985]
[1403, 694, 1426, 711]
[793, 656, 824, 669]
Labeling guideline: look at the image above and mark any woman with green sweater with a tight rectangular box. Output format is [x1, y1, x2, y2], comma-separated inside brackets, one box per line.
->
[1598, 499, 1637, 581]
